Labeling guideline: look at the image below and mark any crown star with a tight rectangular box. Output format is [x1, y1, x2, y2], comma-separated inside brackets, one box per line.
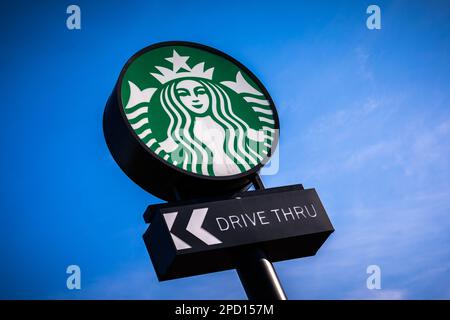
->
[150, 51, 215, 84]
[165, 50, 191, 72]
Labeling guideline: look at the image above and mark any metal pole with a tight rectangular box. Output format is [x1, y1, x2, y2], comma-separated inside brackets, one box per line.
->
[235, 174, 287, 300]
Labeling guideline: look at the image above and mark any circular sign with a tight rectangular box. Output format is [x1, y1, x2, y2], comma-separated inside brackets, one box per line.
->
[103, 41, 279, 201]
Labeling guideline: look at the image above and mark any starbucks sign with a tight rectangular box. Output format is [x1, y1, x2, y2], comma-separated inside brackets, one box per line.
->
[104, 42, 333, 300]
[104, 42, 279, 200]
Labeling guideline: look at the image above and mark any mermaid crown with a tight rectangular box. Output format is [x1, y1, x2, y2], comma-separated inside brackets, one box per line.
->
[150, 50, 214, 84]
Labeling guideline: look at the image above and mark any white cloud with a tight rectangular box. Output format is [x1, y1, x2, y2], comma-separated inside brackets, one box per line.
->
[355, 47, 374, 81]
[70, 261, 244, 300]
[264, 91, 450, 299]
[349, 289, 407, 300]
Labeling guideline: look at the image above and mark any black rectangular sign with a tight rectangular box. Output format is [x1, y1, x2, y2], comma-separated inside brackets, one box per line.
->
[143, 185, 334, 281]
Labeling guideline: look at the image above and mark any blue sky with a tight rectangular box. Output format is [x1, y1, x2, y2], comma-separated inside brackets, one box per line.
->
[1, 0, 449, 299]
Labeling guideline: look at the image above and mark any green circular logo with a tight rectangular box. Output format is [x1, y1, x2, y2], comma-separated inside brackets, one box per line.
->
[120, 43, 277, 177]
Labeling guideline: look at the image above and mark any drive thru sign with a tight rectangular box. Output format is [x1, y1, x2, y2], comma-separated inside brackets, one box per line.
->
[143, 185, 334, 281]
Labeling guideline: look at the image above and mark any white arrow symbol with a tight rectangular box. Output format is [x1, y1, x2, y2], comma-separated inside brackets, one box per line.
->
[186, 208, 222, 245]
[163, 212, 191, 250]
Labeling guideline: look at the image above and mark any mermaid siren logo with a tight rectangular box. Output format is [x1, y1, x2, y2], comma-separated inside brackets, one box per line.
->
[122, 48, 277, 177]
[104, 42, 280, 200]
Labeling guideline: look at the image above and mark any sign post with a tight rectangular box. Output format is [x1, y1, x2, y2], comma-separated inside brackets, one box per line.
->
[103, 41, 334, 300]
[236, 246, 287, 300]
[235, 174, 287, 300]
